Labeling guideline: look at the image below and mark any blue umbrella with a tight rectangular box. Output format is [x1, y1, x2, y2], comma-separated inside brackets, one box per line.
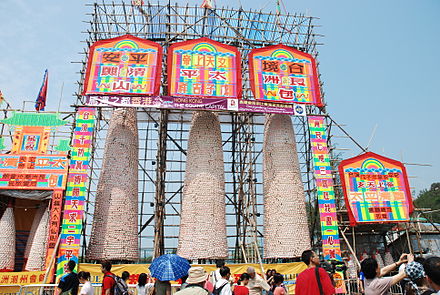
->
[149, 254, 191, 281]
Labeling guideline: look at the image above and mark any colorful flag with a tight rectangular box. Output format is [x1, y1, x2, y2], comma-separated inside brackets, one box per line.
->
[201, 0, 213, 9]
[0, 91, 4, 106]
[35, 69, 48, 111]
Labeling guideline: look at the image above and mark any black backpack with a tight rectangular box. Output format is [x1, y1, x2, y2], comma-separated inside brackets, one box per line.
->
[212, 282, 228, 295]
[105, 274, 129, 295]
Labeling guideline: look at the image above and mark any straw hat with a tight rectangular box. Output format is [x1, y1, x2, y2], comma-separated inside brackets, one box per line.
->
[186, 267, 209, 284]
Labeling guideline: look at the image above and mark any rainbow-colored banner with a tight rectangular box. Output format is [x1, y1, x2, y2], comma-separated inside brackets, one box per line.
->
[167, 37, 242, 99]
[249, 44, 322, 106]
[83, 35, 162, 96]
[308, 116, 342, 261]
[56, 108, 96, 277]
[338, 152, 413, 226]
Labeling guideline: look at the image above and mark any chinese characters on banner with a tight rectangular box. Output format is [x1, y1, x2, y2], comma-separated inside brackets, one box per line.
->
[83, 34, 162, 96]
[249, 44, 322, 106]
[308, 116, 342, 261]
[0, 155, 68, 189]
[167, 37, 242, 98]
[56, 108, 96, 277]
[45, 190, 64, 269]
[338, 152, 413, 226]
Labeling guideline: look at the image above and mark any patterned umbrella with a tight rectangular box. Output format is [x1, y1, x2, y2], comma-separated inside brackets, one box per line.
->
[149, 254, 191, 281]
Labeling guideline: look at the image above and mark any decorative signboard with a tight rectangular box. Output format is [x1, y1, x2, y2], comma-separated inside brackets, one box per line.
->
[83, 34, 162, 96]
[0, 113, 69, 190]
[84, 95, 307, 116]
[0, 155, 68, 190]
[167, 37, 242, 98]
[338, 152, 413, 226]
[249, 44, 322, 106]
[308, 116, 342, 261]
[56, 108, 96, 277]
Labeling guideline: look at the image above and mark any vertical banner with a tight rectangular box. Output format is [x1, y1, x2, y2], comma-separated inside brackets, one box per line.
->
[45, 190, 64, 269]
[82, 34, 162, 96]
[249, 44, 322, 106]
[167, 37, 242, 98]
[338, 152, 413, 226]
[308, 116, 342, 261]
[56, 108, 96, 277]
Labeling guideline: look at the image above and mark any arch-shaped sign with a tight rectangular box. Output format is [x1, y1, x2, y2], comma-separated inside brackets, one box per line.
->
[249, 44, 322, 106]
[83, 34, 163, 96]
[167, 37, 242, 99]
[338, 152, 414, 226]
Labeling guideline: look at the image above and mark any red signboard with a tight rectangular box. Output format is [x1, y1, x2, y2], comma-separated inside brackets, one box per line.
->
[167, 37, 242, 99]
[338, 152, 414, 226]
[83, 34, 163, 96]
[248, 44, 322, 106]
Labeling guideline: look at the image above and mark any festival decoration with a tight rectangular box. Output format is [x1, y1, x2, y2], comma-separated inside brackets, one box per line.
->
[263, 114, 310, 258]
[56, 108, 96, 277]
[86, 95, 306, 115]
[338, 152, 413, 226]
[177, 111, 228, 259]
[0, 206, 16, 271]
[167, 37, 242, 99]
[249, 44, 322, 106]
[308, 116, 342, 261]
[24, 201, 50, 271]
[87, 108, 139, 261]
[83, 35, 163, 96]
[0, 113, 69, 190]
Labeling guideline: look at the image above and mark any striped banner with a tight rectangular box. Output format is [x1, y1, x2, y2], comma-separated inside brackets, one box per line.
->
[308, 116, 342, 261]
[56, 108, 96, 277]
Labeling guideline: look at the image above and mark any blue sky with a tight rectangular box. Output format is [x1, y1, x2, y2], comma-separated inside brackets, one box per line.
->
[0, 0, 438, 194]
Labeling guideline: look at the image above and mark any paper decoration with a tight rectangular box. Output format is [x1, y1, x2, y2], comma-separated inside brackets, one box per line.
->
[168, 37, 242, 99]
[338, 152, 413, 226]
[83, 34, 162, 96]
[308, 116, 341, 261]
[249, 44, 322, 106]
[0, 113, 69, 190]
[56, 108, 96, 277]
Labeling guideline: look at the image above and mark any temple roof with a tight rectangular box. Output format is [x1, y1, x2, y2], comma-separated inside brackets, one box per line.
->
[0, 112, 68, 127]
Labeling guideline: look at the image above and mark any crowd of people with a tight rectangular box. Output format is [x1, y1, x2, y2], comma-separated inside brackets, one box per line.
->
[54, 251, 440, 295]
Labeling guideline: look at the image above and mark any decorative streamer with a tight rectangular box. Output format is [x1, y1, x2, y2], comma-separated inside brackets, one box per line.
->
[308, 116, 342, 261]
[56, 108, 96, 277]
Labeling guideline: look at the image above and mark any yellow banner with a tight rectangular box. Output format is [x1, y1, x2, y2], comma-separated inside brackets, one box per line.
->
[79, 262, 307, 294]
[0, 270, 46, 285]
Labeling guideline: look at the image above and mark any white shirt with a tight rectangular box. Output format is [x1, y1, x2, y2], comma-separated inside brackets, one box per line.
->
[210, 269, 222, 285]
[215, 278, 232, 295]
[80, 281, 95, 295]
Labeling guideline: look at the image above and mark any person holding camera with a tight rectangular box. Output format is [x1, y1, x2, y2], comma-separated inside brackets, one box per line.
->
[361, 253, 414, 295]
[295, 250, 335, 295]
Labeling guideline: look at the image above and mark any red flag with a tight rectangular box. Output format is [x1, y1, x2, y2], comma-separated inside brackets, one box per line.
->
[35, 69, 48, 111]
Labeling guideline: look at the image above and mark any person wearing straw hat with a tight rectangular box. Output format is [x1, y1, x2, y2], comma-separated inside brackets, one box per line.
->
[175, 267, 210, 295]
